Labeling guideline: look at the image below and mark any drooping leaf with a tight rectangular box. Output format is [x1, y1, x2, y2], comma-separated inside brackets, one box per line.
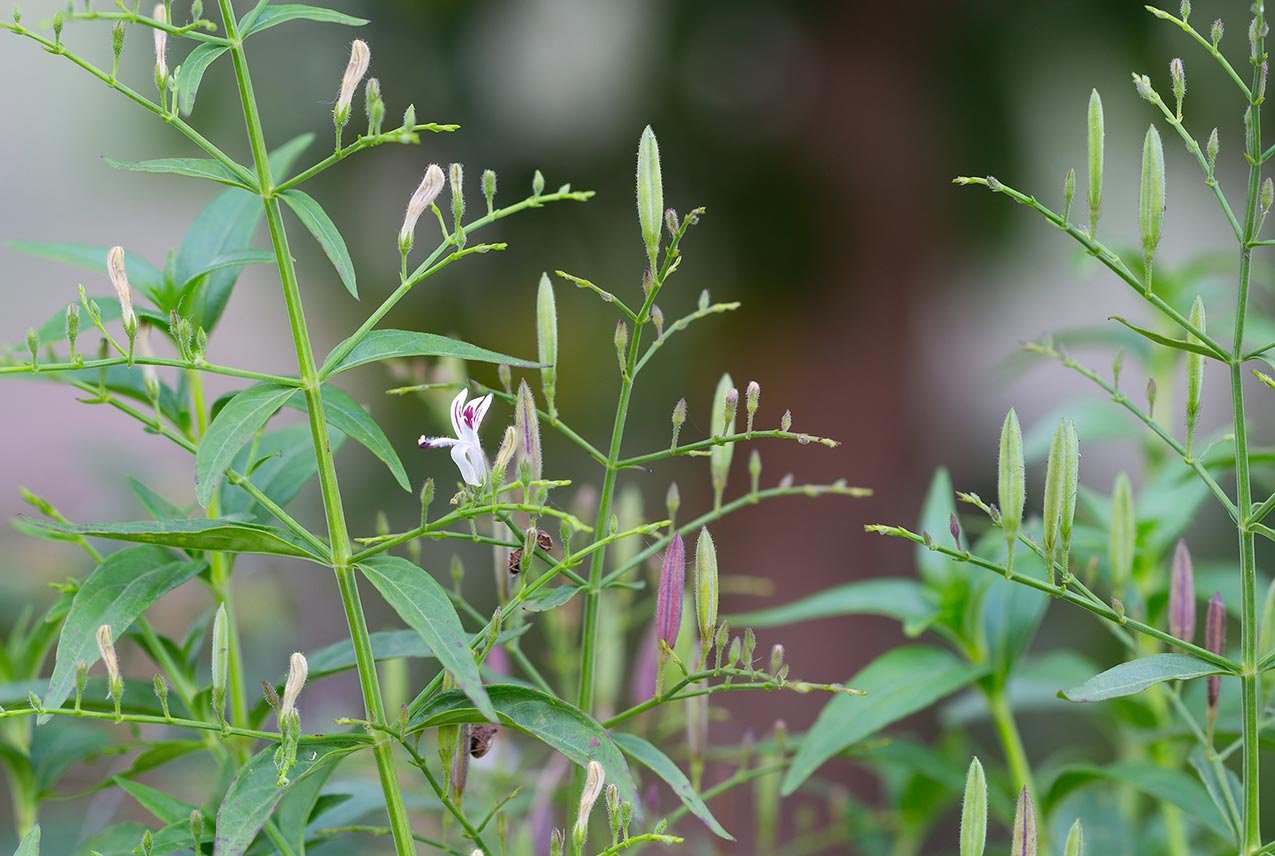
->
[728, 578, 935, 634]
[115, 776, 198, 825]
[322, 330, 541, 377]
[194, 382, 297, 506]
[359, 556, 495, 720]
[9, 242, 165, 301]
[279, 189, 358, 299]
[1108, 315, 1219, 359]
[407, 684, 638, 806]
[177, 42, 229, 115]
[781, 646, 987, 795]
[282, 385, 410, 491]
[104, 157, 252, 189]
[614, 732, 732, 840]
[220, 424, 344, 521]
[1059, 653, 1225, 703]
[41, 546, 206, 721]
[214, 738, 360, 856]
[1044, 762, 1230, 839]
[23, 518, 324, 563]
[241, 4, 368, 36]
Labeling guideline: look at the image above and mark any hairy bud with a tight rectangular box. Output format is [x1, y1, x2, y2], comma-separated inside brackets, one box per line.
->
[694, 527, 719, 651]
[482, 169, 497, 214]
[515, 379, 543, 484]
[1139, 125, 1166, 292]
[1170, 539, 1196, 645]
[1169, 57, 1186, 116]
[573, 760, 605, 852]
[334, 40, 370, 129]
[636, 125, 664, 265]
[1011, 787, 1038, 856]
[1087, 89, 1104, 236]
[399, 163, 445, 254]
[152, 4, 168, 89]
[960, 757, 987, 856]
[537, 273, 559, 417]
[997, 408, 1025, 571]
[671, 398, 687, 449]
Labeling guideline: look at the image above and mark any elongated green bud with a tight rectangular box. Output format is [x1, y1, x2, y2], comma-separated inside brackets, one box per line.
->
[1063, 819, 1085, 856]
[694, 527, 719, 651]
[1062, 168, 1076, 224]
[959, 757, 987, 856]
[66, 303, 79, 360]
[1109, 473, 1136, 595]
[482, 169, 497, 214]
[211, 603, 229, 724]
[1186, 295, 1206, 452]
[1042, 419, 1068, 584]
[1087, 89, 1104, 237]
[1011, 787, 1038, 856]
[515, 379, 543, 484]
[710, 373, 736, 508]
[190, 809, 204, 851]
[636, 125, 664, 265]
[1207, 127, 1219, 177]
[1170, 57, 1186, 117]
[537, 273, 559, 417]
[614, 321, 629, 374]
[1139, 125, 1166, 293]
[671, 398, 687, 450]
[1060, 420, 1079, 574]
[997, 409, 1025, 571]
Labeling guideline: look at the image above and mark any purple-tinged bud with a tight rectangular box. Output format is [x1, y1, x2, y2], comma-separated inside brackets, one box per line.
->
[1011, 787, 1038, 856]
[722, 387, 739, 436]
[665, 207, 679, 236]
[656, 534, 685, 651]
[1207, 592, 1226, 710]
[745, 381, 760, 432]
[1169, 539, 1196, 644]
[334, 40, 371, 128]
[514, 379, 542, 484]
[642, 267, 655, 296]
[650, 304, 664, 337]
[950, 513, 962, 550]
[152, 4, 168, 88]
[399, 164, 445, 253]
[670, 398, 687, 450]
[632, 621, 659, 702]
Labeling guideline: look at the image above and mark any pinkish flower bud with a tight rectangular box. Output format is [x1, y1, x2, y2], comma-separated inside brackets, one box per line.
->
[152, 4, 168, 87]
[631, 621, 660, 702]
[1207, 592, 1226, 710]
[399, 163, 445, 253]
[950, 513, 962, 550]
[334, 40, 370, 128]
[107, 246, 137, 333]
[1169, 539, 1196, 644]
[656, 533, 685, 650]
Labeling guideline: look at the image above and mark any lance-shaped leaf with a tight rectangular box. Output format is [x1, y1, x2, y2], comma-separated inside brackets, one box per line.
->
[104, 157, 252, 189]
[13, 825, 39, 856]
[614, 732, 732, 840]
[1109, 315, 1219, 359]
[23, 518, 324, 562]
[41, 546, 206, 722]
[321, 329, 540, 377]
[1087, 89, 1104, 237]
[280, 189, 358, 299]
[359, 556, 495, 720]
[407, 684, 638, 806]
[115, 776, 198, 825]
[214, 738, 361, 856]
[1060, 653, 1225, 702]
[283, 385, 410, 491]
[1011, 787, 1037, 856]
[728, 578, 935, 635]
[781, 646, 986, 795]
[1063, 819, 1085, 856]
[177, 42, 229, 114]
[1044, 762, 1230, 838]
[241, 3, 368, 36]
[220, 424, 344, 521]
[959, 757, 987, 856]
[195, 382, 298, 506]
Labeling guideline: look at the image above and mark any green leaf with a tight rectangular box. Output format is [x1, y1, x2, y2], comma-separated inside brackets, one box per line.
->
[1188, 747, 1242, 842]
[104, 156, 251, 189]
[8, 242, 165, 301]
[1109, 315, 1219, 359]
[322, 329, 541, 377]
[407, 684, 638, 806]
[22, 517, 324, 563]
[359, 556, 495, 720]
[13, 825, 39, 856]
[115, 776, 198, 825]
[214, 738, 360, 856]
[279, 189, 358, 299]
[176, 249, 276, 291]
[41, 546, 206, 722]
[32, 723, 110, 792]
[614, 732, 732, 840]
[242, 3, 369, 36]
[521, 585, 581, 613]
[1044, 762, 1230, 839]
[728, 579, 935, 633]
[127, 477, 185, 521]
[283, 385, 410, 491]
[176, 42, 229, 115]
[781, 646, 986, 795]
[1059, 653, 1224, 702]
[194, 382, 297, 506]
[220, 424, 344, 521]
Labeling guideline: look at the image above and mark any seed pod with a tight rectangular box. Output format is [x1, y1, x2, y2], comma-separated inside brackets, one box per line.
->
[997, 409, 1025, 570]
[365, 78, 383, 134]
[449, 163, 465, 237]
[1139, 125, 1166, 292]
[710, 373, 737, 506]
[636, 125, 664, 264]
[398, 163, 445, 253]
[745, 381, 761, 432]
[1062, 167, 1076, 223]
[514, 379, 542, 484]
[1186, 295, 1206, 451]
[614, 321, 629, 374]
[1011, 787, 1038, 856]
[1109, 473, 1135, 595]
[1170, 539, 1196, 644]
[1170, 57, 1186, 116]
[279, 652, 308, 720]
[1042, 419, 1068, 582]
[482, 169, 497, 214]
[1059, 420, 1080, 572]
[694, 528, 719, 651]
[1087, 89, 1104, 236]
[1206, 592, 1226, 710]
[959, 757, 987, 856]
[656, 533, 686, 652]
[211, 603, 229, 724]
[1063, 819, 1085, 856]
[537, 274, 559, 416]
[334, 39, 370, 128]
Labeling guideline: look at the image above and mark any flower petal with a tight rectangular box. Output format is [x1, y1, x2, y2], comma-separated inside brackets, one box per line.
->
[469, 393, 493, 431]
[420, 435, 463, 449]
[449, 388, 469, 436]
[451, 442, 481, 486]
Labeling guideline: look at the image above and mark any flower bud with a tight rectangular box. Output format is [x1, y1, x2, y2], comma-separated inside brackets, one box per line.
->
[537, 273, 559, 417]
[749, 449, 762, 494]
[1186, 295, 1206, 450]
[1139, 125, 1166, 291]
[666, 481, 680, 525]
[671, 398, 687, 449]
[1206, 127, 1219, 177]
[656, 533, 686, 652]
[614, 321, 629, 373]
[152, 4, 168, 89]
[721, 387, 739, 436]
[111, 21, 126, 76]
[532, 169, 545, 197]
[1212, 18, 1224, 47]
[664, 208, 679, 236]
[211, 603, 229, 724]
[1042, 419, 1068, 582]
[397, 166, 446, 253]
[401, 103, 416, 136]
[480, 168, 497, 214]
[636, 125, 664, 265]
[96, 624, 122, 703]
[190, 809, 204, 851]
[153, 673, 170, 718]
[1207, 592, 1226, 710]
[1170, 539, 1196, 645]
[279, 651, 307, 720]
[1109, 473, 1135, 595]
[1169, 57, 1186, 115]
[449, 162, 465, 229]
[549, 828, 565, 856]
[768, 643, 784, 675]
[1011, 787, 1037, 856]
[1087, 93, 1104, 235]
[606, 782, 621, 844]
[25, 328, 37, 370]
[419, 477, 435, 527]
[1179, 0, 1190, 21]
[710, 373, 736, 506]
[740, 381, 760, 434]
[960, 757, 987, 856]
[1063, 819, 1085, 856]
[781, 409, 792, 432]
[573, 760, 605, 851]
[1133, 72, 1156, 102]
[694, 527, 719, 650]
[334, 40, 371, 129]
[997, 408, 1025, 570]
[515, 379, 542, 484]
[363, 77, 384, 135]
[1062, 167, 1076, 223]
[107, 246, 137, 334]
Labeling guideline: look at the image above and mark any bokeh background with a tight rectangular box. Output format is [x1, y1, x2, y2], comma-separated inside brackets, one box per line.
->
[0, 0, 1267, 852]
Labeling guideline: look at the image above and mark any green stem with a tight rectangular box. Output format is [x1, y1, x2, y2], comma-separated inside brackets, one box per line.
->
[272, 124, 459, 193]
[0, 356, 298, 385]
[212, 2, 415, 852]
[617, 428, 840, 469]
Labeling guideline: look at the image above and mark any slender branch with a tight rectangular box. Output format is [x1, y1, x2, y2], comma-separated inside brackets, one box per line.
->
[1144, 6, 1254, 99]
[273, 124, 460, 193]
[66, 8, 230, 44]
[618, 428, 840, 470]
[632, 301, 741, 375]
[470, 381, 608, 465]
[0, 355, 300, 386]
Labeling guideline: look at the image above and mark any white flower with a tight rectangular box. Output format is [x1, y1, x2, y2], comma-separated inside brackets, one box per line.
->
[419, 389, 493, 487]
[153, 4, 168, 83]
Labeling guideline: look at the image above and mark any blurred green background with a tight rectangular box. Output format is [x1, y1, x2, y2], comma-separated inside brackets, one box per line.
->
[1, 0, 1268, 852]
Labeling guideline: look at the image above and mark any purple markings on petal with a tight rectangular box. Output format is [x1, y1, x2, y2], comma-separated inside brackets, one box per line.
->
[656, 533, 686, 650]
[1169, 539, 1196, 645]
